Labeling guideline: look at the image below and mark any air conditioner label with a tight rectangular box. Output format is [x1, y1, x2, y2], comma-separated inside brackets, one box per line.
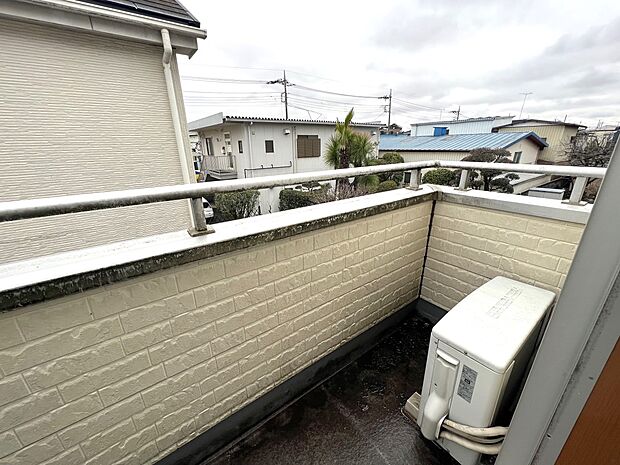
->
[486, 287, 523, 319]
[457, 365, 477, 403]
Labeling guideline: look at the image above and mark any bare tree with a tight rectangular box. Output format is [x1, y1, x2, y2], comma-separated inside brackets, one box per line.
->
[563, 130, 618, 202]
[564, 130, 618, 168]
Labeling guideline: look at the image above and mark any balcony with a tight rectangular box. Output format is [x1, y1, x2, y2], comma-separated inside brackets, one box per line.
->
[0, 159, 613, 465]
[204, 155, 237, 180]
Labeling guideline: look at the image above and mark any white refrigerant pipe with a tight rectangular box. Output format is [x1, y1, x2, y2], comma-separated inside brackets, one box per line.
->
[440, 431, 503, 455]
[443, 419, 509, 438]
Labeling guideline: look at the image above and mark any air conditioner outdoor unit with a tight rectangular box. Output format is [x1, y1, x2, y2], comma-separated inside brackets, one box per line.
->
[406, 276, 555, 465]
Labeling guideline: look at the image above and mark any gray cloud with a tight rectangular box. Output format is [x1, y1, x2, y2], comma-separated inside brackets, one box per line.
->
[180, 0, 620, 127]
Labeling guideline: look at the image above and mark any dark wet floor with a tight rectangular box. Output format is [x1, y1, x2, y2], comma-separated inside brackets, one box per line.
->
[205, 315, 460, 465]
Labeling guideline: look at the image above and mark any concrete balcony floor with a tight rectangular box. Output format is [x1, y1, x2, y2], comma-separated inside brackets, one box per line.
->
[204, 315, 459, 465]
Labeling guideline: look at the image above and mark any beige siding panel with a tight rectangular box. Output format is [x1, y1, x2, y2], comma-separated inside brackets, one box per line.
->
[420, 201, 585, 310]
[0, 18, 190, 264]
[497, 125, 578, 163]
[0, 204, 431, 465]
[378, 151, 468, 163]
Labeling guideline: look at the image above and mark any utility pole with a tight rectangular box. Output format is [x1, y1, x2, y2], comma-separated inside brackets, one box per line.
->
[267, 70, 292, 119]
[380, 90, 392, 127]
[283, 70, 289, 119]
[387, 88, 392, 127]
[450, 105, 461, 121]
[519, 92, 532, 118]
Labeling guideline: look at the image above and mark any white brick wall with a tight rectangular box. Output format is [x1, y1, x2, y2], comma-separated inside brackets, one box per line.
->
[0, 203, 431, 465]
[421, 202, 584, 310]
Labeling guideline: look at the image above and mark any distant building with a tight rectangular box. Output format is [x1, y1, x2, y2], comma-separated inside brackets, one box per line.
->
[381, 123, 403, 135]
[0, 0, 205, 264]
[410, 116, 514, 136]
[189, 131, 203, 176]
[493, 119, 586, 164]
[379, 132, 547, 165]
[586, 125, 619, 142]
[188, 113, 382, 212]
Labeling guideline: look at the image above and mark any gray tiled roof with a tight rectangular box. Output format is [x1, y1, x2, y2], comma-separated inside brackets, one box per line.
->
[379, 132, 548, 152]
[78, 0, 200, 27]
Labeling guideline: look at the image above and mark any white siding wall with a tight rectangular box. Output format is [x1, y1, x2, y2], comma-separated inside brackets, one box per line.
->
[198, 122, 379, 213]
[411, 117, 514, 136]
[0, 18, 190, 265]
[507, 138, 540, 164]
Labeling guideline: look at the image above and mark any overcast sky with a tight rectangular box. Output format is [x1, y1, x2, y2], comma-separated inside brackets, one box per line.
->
[178, 0, 620, 128]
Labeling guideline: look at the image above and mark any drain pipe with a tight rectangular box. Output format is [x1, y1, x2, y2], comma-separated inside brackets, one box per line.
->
[161, 29, 210, 235]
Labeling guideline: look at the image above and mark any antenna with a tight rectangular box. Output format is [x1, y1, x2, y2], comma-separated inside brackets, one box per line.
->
[519, 92, 533, 118]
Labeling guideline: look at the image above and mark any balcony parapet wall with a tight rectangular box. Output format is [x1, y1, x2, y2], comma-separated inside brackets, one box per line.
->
[0, 187, 590, 465]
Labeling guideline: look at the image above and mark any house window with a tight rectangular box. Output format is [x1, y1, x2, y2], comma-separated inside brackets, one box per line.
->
[297, 135, 321, 158]
[238, 140, 243, 154]
[514, 151, 522, 163]
[265, 140, 274, 153]
[224, 133, 232, 156]
[433, 127, 449, 136]
[205, 137, 214, 157]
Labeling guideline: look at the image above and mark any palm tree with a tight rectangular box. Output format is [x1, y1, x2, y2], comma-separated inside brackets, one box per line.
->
[325, 108, 355, 171]
[325, 109, 377, 192]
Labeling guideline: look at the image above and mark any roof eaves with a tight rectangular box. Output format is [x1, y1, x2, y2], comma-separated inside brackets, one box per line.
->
[76, 0, 201, 27]
[25, 0, 207, 39]
[222, 115, 383, 128]
[496, 119, 586, 130]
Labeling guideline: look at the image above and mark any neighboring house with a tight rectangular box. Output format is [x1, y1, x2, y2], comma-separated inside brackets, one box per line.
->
[0, 0, 206, 264]
[189, 130, 203, 176]
[188, 113, 382, 213]
[381, 123, 403, 134]
[410, 116, 514, 136]
[493, 119, 586, 164]
[379, 132, 547, 164]
[586, 124, 619, 142]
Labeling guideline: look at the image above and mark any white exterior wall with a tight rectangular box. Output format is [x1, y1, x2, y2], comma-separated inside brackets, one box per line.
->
[411, 117, 514, 136]
[0, 18, 190, 265]
[507, 138, 540, 164]
[198, 122, 380, 214]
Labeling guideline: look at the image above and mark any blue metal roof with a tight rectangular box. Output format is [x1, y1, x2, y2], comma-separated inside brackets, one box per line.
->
[379, 132, 548, 152]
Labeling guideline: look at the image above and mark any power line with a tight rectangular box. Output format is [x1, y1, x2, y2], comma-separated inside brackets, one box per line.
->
[184, 90, 280, 95]
[181, 75, 268, 84]
[288, 94, 386, 108]
[293, 84, 387, 100]
[181, 72, 461, 122]
[392, 97, 444, 112]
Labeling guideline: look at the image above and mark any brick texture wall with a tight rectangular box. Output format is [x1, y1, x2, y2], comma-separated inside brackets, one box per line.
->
[0, 203, 431, 465]
[421, 202, 584, 310]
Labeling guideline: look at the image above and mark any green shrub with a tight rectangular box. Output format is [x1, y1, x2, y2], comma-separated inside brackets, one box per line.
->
[279, 189, 316, 211]
[369, 152, 405, 183]
[213, 190, 259, 222]
[422, 168, 458, 186]
[377, 180, 398, 192]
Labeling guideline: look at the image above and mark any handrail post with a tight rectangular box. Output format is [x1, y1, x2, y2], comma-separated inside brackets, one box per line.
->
[455, 169, 469, 191]
[566, 177, 588, 205]
[188, 198, 214, 236]
[408, 169, 422, 190]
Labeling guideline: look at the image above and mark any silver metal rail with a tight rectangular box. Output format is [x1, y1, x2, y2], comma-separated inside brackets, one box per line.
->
[0, 161, 606, 224]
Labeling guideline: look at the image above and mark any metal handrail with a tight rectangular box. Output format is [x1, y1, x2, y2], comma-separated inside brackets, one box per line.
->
[0, 161, 606, 223]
